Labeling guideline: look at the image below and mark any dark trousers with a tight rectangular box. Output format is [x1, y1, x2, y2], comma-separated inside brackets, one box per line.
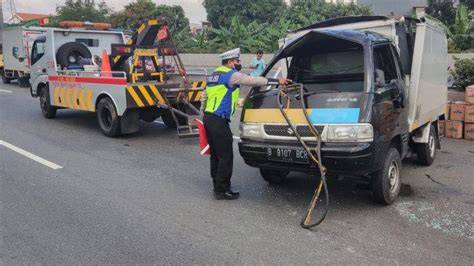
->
[203, 113, 233, 192]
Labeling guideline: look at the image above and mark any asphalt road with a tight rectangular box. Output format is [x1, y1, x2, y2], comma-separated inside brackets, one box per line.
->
[0, 83, 473, 264]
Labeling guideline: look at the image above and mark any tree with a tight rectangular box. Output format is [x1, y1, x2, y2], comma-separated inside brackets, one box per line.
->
[203, 0, 287, 28]
[283, 0, 371, 29]
[451, 4, 474, 51]
[460, 0, 474, 11]
[50, 0, 112, 25]
[426, 0, 456, 27]
[109, 0, 158, 30]
[109, 0, 190, 34]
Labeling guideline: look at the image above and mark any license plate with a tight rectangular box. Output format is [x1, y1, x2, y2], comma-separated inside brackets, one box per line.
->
[266, 147, 309, 164]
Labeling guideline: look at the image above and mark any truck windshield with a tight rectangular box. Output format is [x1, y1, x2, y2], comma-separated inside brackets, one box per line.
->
[262, 32, 367, 94]
[289, 45, 365, 93]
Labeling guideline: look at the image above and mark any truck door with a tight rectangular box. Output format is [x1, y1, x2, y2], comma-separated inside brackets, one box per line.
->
[372, 43, 408, 150]
[29, 37, 47, 86]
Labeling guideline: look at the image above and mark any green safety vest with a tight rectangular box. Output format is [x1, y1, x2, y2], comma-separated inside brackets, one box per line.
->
[205, 66, 240, 120]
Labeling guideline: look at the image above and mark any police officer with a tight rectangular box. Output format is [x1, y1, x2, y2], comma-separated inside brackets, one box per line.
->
[203, 48, 290, 200]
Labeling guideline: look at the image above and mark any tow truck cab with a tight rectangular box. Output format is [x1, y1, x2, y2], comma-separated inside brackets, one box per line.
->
[238, 16, 447, 204]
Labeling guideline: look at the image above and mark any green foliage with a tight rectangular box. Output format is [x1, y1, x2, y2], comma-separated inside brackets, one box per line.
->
[460, 0, 474, 10]
[50, 0, 112, 26]
[109, 0, 190, 33]
[450, 58, 474, 90]
[427, 0, 456, 27]
[451, 5, 474, 51]
[283, 0, 371, 29]
[198, 0, 371, 54]
[203, 0, 287, 28]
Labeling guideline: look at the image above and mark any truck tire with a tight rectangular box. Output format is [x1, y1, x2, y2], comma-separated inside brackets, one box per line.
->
[371, 148, 401, 205]
[2, 74, 11, 84]
[18, 77, 30, 88]
[39, 85, 57, 119]
[97, 97, 121, 137]
[56, 42, 92, 69]
[161, 108, 187, 129]
[139, 106, 162, 122]
[259, 168, 289, 184]
[415, 124, 437, 166]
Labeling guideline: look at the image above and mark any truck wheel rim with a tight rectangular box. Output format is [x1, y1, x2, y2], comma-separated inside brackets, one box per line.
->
[429, 134, 435, 158]
[388, 161, 399, 193]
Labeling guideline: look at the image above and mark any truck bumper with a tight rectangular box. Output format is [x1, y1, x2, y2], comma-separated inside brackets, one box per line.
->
[238, 140, 379, 175]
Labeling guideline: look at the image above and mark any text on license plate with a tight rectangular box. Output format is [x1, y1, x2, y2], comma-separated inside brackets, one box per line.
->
[266, 148, 309, 164]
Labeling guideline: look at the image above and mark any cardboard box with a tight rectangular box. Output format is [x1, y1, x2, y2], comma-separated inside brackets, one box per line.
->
[466, 86, 474, 104]
[465, 105, 474, 123]
[450, 102, 466, 121]
[445, 121, 463, 139]
[465, 123, 474, 141]
[439, 120, 446, 137]
[446, 101, 451, 120]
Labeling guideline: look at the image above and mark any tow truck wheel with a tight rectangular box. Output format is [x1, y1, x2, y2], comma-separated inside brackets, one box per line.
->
[39, 86, 57, 119]
[259, 168, 289, 184]
[415, 124, 437, 166]
[161, 108, 187, 129]
[371, 148, 401, 205]
[97, 97, 121, 137]
[2, 74, 11, 84]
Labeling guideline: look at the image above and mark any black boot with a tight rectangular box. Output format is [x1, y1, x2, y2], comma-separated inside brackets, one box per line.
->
[213, 189, 240, 200]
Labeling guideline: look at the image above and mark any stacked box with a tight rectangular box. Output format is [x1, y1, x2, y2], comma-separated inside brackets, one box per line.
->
[466, 86, 474, 104]
[446, 101, 451, 120]
[465, 124, 474, 141]
[449, 102, 467, 121]
[445, 121, 463, 139]
[463, 87, 474, 141]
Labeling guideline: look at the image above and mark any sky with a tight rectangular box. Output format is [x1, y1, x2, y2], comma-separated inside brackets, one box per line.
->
[7, 0, 208, 23]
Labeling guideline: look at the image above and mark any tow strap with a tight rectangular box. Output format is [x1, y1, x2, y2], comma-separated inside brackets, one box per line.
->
[277, 83, 329, 229]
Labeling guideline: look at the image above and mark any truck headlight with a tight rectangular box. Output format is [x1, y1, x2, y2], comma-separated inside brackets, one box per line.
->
[327, 124, 373, 142]
[240, 123, 263, 140]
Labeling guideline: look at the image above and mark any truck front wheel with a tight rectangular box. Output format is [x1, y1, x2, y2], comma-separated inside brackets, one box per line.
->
[97, 97, 121, 137]
[2, 74, 11, 84]
[39, 86, 57, 119]
[371, 148, 401, 205]
[415, 124, 437, 166]
[259, 168, 289, 184]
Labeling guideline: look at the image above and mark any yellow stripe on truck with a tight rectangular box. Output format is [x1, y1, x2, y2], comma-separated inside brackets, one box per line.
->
[243, 108, 311, 124]
[59, 87, 66, 107]
[65, 88, 73, 108]
[53, 87, 60, 106]
[149, 84, 165, 104]
[72, 88, 80, 109]
[127, 86, 145, 107]
[86, 89, 94, 111]
[79, 89, 86, 110]
[138, 85, 154, 105]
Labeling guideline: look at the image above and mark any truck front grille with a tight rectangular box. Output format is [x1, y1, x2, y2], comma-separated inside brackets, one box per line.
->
[264, 125, 324, 137]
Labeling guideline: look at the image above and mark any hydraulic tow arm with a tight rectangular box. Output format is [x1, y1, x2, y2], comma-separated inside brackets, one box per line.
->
[277, 83, 330, 229]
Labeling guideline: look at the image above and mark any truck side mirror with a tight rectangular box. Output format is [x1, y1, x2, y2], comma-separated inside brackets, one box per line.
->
[375, 69, 385, 88]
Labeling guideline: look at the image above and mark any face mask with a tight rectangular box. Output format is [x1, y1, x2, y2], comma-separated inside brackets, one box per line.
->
[234, 64, 242, 71]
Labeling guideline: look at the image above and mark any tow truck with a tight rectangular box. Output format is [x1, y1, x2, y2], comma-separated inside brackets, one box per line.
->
[29, 19, 205, 137]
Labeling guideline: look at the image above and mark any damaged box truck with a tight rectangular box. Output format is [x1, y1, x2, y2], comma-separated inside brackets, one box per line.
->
[238, 16, 447, 204]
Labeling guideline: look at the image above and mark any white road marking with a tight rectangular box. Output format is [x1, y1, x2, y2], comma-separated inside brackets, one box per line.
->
[0, 89, 12, 93]
[153, 120, 165, 124]
[0, 140, 63, 170]
[233, 136, 241, 140]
